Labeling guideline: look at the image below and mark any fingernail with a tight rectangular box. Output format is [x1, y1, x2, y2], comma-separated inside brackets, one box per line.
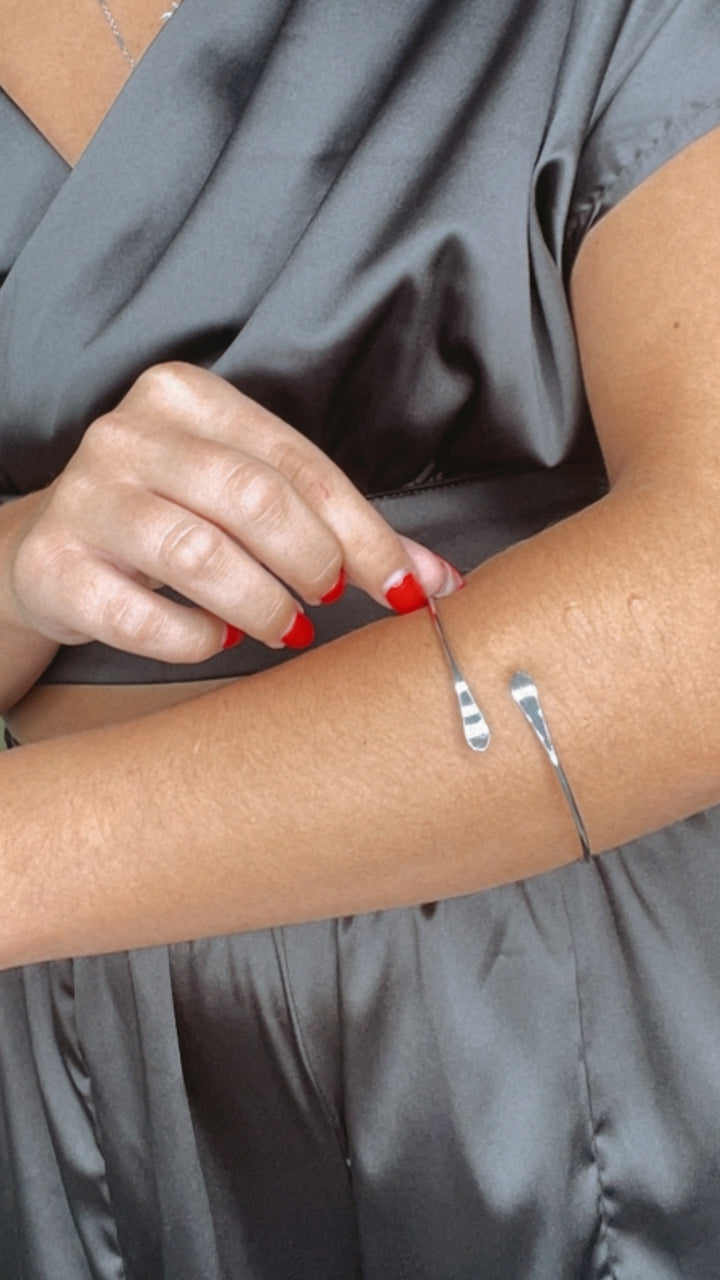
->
[282, 611, 315, 649]
[320, 567, 346, 605]
[221, 624, 245, 650]
[383, 571, 427, 614]
[435, 559, 465, 598]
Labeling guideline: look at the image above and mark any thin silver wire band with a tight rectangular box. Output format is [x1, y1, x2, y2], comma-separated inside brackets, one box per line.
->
[94, 0, 136, 67]
[427, 598, 491, 752]
[94, 0, 182, 69]
[509, 671, 592, 862]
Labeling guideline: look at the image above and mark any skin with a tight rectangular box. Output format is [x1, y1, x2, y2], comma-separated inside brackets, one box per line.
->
[0, 366, 456, 701]
[0, 67, 719, 967]
[0, 0, 164, 166]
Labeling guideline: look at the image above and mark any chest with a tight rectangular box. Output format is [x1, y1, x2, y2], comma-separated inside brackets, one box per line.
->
[0, 0, 176, 164]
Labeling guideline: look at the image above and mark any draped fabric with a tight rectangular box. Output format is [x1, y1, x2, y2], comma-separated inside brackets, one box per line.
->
[0, 0, 718, 683]
[2, 2, 720, 1276]
[5, 834, 720, 1280]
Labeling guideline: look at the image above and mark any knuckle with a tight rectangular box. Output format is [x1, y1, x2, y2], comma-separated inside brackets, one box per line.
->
[74, 414, 148, 494]
[269, 441, 332, 510]
[79, 412, 127, 461]
[52, 464, 105, 519]
[100, 590, 164, 650]
[16, 543, 99, 643]
[230, 459, 289, 528]
[133, 361, 201, 411]
[349, 508, 396, 563]
[159, 519, 226, 581]
[15, 527, 75, 591]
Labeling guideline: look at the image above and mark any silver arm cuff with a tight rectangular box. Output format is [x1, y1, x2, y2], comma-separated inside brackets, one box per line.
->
[427, 598, 491, 752]
[509, 671, 592, 863]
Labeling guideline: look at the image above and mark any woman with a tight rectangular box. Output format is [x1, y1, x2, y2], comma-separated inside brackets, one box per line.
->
[1, 0, 720, 1275]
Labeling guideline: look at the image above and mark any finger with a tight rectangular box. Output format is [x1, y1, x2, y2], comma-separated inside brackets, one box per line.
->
[121, 365, 463, 609]
[129, 429, 345, 607]
[19, 544, 230, 661]
[399, 537, 465, 598]
[250, 425, 465, 608]
[85, 487, 314, 649]
[278, 463, 461, 611]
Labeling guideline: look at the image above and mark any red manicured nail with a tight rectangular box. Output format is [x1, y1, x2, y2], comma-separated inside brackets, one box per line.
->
[222, 624, 245, 650]
[282, 611, 315, 649]
[384, 572, 427, 614]
[320, 568, 346, 605]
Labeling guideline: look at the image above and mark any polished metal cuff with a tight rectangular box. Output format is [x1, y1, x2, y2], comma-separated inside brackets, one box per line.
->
[509, 671, 591, 862]
[427, 598, 491, 752]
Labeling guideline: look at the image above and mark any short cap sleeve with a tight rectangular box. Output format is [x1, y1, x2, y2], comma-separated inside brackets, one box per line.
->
[567, 0, 720, 258]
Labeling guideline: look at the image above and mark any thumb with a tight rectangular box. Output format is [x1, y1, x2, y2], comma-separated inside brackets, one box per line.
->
[399, 537, 465, 599]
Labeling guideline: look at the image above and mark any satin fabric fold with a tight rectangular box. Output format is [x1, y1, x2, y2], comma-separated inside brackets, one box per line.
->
[2, 0, 719, 684]
[5, 822, 720, 1277]
[3, 3, 720, 1277]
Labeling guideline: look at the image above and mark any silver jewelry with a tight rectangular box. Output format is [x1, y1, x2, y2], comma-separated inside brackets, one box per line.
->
[94, 0, 136, 68]
[509, 672, 592, 862]
[94, 0, 183, 70]
[427, 598, 491, 752]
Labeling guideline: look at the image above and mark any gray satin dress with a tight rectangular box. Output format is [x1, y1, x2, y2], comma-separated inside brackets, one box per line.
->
[2, 2, 720, 1276]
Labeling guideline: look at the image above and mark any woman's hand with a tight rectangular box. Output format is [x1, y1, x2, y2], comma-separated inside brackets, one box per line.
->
[1, 363, 460, 663]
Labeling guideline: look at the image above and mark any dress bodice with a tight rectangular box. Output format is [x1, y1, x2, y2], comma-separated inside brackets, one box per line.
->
[1, 0, 719, 683]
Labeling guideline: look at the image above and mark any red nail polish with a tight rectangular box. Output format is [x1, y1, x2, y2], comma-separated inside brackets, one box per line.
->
[320, 568, 346, 605]
[384, 572, 427, 614]
[282, 611, 315, 649]
[222, 624, 245, 650]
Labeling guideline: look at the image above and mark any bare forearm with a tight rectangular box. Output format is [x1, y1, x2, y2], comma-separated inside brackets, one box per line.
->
[2, 474, 717, 968]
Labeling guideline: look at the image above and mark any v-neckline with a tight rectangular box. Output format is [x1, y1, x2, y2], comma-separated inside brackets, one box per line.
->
[0, 0, 186, 171]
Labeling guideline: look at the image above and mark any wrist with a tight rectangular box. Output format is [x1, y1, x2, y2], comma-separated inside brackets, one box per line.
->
[0, 493, 61, 711]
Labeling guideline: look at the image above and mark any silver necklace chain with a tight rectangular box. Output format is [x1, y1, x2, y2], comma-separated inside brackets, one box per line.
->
[93, 0, 182, 70]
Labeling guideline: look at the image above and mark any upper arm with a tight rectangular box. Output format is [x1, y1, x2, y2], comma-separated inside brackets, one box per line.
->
[570, 124, 720, 491]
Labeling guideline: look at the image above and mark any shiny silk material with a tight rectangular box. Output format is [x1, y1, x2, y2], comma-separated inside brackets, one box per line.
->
[0, 0, 717, 683]
[3, 2, 720, 1277]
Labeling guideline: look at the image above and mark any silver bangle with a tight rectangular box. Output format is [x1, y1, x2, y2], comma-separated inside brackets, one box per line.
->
[424, 604, 591, 863]
[427, 598, 491, 752]
[509, 671, 592, 862]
